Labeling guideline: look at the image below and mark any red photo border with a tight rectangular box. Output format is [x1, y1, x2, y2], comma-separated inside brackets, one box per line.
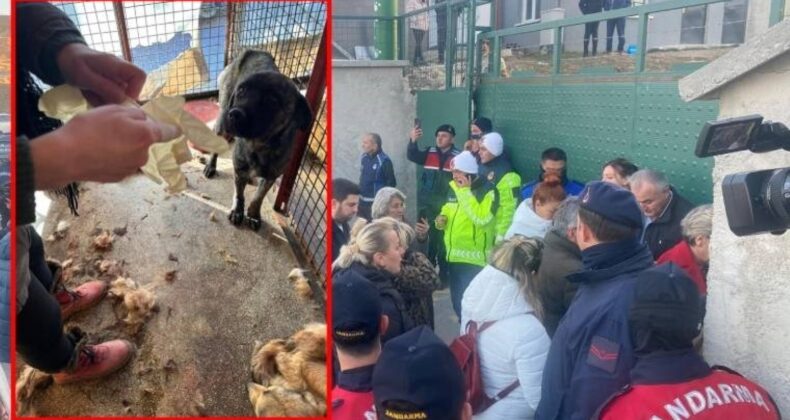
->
[8, 0, 335, 418]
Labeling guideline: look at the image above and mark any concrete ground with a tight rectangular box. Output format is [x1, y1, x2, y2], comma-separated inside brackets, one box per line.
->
[20, 156, 324, 416]
[433, 289, 460, 344]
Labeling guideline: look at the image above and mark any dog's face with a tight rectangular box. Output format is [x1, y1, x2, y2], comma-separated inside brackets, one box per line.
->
[223, 72, 312, 141]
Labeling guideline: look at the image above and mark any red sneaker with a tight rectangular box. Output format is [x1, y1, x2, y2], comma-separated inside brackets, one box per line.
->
[56, 281, 108, 320]
[52, 340, 135, 385]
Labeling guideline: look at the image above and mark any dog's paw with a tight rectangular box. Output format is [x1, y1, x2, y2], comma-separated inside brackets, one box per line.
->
[228, 210, 245, 225]
[203, 165, 217, 179]
[246, 217, 262, 231]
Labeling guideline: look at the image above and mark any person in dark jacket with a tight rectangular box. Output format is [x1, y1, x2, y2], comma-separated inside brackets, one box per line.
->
[371, 192, 438, 328]
[629, 169, 695, 259]
[594, 264, 781, 420]
[408, 122, 460, 288]
[332, 274, 388, 419]
[535, 197, 583, 337]
[332, 178, 361, 263]
[580, 0, 604, 57]
[536, 181, 653, 419]
[373, 326, 472, 420]
[465, 116, 493, 161]
[333, 218, 413, 343]
[15, 3, 180, 385]
[604, 0, 630, 54]
[359, 133, 396, 220]
[469, 117, 492, 141]
[520, 147, 585, 201]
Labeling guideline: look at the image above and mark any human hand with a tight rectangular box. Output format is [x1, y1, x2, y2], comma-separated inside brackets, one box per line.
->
[415, 218, 430, 239]
[409, 127, 423, 142]
[30, 105, 181, 189]
[435, 215, 448, 230]
[57, 43, 146, 105]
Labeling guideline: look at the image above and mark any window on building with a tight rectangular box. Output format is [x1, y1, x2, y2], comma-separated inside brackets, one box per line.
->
[680, 5, 707, 44]
[521, 0, 541, 23]
[722, 0, 748, 44]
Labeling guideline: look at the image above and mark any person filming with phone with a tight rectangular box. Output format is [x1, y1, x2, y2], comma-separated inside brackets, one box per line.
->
[407, 120, 460, 289]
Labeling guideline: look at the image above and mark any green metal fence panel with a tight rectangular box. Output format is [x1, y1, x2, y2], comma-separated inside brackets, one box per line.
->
[477, 76, 718, 204]
[416, 89, 472, 144]
[632, 82, 717, 203]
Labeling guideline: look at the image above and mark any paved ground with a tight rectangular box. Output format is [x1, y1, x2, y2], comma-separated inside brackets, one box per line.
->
[433, 289, 460, 344]
[20, 157, 324, 416]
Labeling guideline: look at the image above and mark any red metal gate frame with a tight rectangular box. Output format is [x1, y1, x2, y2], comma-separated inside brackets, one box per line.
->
[274, 24, 327, 215]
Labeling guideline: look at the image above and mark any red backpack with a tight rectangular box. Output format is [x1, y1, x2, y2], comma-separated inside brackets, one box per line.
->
[449, 320, 520, 414]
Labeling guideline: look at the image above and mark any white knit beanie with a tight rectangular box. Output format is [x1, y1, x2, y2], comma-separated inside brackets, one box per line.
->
[482, 132, 504, 157]
[452, 151, 479, 174]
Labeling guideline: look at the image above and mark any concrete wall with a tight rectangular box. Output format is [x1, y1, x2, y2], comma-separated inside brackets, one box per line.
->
[745, 0, 771, 42]
[704, 52, 790, 413]
[332, 60, 419, 222]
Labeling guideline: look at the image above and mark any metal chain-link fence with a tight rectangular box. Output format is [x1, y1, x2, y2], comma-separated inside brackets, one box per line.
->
[54, 1, 328, 281]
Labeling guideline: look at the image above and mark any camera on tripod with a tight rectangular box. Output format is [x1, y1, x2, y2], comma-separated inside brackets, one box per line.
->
[695, 115, 790, 236]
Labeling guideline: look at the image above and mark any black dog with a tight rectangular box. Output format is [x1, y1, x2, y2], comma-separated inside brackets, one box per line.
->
[205, 49, 312, 230]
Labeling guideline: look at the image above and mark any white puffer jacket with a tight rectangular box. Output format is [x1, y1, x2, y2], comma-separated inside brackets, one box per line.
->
[505, 199, 552, 240]
[460, 266, 551, 420]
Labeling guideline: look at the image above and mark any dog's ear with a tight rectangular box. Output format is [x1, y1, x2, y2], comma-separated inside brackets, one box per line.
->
[293, 93, 313, 131]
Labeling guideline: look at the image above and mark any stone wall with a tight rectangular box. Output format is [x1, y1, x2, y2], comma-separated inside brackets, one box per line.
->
[704, 52, 790, 413]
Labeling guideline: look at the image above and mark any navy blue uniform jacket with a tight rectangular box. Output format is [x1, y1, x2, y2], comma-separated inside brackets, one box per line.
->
[536, 243, 654, 420]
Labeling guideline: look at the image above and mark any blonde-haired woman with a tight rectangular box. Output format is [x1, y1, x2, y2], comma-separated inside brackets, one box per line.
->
[460, 236, 550, 419]
[374, 215, 440, 329]
[333, 217, 413, 342]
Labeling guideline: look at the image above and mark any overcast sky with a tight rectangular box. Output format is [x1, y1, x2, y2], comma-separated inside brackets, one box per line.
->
[0, 0, 8, 16]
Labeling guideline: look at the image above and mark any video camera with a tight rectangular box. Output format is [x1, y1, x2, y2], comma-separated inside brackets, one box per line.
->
[695, 115, 790, 236]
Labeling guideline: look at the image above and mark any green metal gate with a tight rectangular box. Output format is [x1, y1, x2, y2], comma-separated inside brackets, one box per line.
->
[416, 0, 753, 205]
[416, 89, 472, 146]
[476, 75, 718, 204]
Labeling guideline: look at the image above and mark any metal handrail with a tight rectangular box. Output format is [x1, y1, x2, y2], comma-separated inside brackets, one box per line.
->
[332, 0, 489, 20]
[479, 0, 726, 39]
[480, 0, 731, 75]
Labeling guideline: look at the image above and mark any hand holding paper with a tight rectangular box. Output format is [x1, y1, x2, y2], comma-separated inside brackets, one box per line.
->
[29, 105, 181, 189]
[38, 85, 230, 192]
[56, 43, 147, 106]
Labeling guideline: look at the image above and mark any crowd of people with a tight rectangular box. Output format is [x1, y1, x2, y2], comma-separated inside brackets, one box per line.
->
[331, 120, 782, 419]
